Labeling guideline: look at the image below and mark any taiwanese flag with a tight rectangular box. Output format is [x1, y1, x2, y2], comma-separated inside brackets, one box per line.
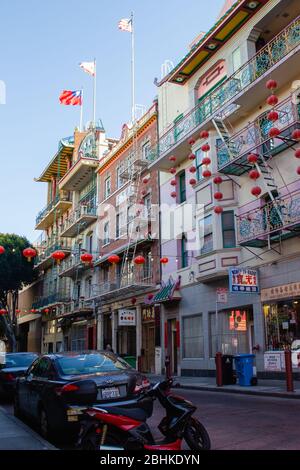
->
[59, 90, 82, 106]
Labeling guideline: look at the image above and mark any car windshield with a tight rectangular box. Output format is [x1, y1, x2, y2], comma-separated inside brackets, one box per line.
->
[3, 353, 37, 368]
[56, 353, 130, 376]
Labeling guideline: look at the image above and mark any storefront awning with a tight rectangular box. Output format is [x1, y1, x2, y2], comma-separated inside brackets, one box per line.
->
[153, 278, 181, 303]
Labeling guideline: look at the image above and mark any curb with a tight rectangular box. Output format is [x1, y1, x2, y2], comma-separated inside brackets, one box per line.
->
[0, 407, 57, 450]
[174, 384, 300, 399]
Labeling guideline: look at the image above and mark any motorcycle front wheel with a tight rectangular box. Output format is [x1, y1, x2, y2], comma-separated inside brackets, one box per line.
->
[184, 417, 211, 450]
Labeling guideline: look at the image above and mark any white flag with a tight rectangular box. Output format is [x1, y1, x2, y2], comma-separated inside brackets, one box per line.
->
[79, 61, 95, 76]
[118, 18, 132, 33]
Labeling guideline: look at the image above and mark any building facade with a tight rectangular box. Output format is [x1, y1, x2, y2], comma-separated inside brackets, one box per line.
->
[92, 101, 161, 373]
[152, 0, 300, 377]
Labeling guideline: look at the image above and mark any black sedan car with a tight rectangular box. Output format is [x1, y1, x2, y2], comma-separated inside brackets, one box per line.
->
[0, 352, 38, 398]
[14, 351, 150, 442]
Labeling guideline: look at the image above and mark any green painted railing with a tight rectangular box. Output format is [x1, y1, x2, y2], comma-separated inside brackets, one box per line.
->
[237, 191, 300, 245]
[157, 15, 300, 157]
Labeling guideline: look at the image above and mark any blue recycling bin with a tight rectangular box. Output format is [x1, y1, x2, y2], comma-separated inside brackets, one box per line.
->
[234, 354, 255, 386]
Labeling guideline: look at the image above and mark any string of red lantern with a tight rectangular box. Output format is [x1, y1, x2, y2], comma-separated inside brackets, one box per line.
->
[23, 247, 37, 262]
[213, 175, 224, 214]
[51, 251, 66, 264]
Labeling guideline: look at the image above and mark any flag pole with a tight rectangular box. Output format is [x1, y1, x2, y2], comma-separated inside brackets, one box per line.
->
[80, 88, 84, 131]
[131, 12, 135, 125]
[93, 59, 97, 126]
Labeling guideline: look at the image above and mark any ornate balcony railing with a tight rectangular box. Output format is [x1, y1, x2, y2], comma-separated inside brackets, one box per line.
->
[32, 292, 71, 309]
[59, 203, 97, 235]
[34, 238, 71, 267]
[35, 193, 71, 226]
[93, 268, 154, 299]
[217, 96, 300, 172]
[237, 191, 300, 246]
[157, 15, 300, 157]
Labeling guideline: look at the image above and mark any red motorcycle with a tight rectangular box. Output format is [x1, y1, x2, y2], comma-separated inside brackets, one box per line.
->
[77, 379, 211, 451]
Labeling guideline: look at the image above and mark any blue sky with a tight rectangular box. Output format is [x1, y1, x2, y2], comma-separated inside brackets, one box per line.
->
[0, 0, 224, 242]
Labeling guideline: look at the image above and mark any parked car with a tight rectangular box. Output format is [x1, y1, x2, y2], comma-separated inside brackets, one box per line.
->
[0, 352, 38, 398]
[14, 351, 150, 442]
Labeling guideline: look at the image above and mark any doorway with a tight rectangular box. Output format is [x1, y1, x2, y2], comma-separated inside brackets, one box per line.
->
[142, 323, 155, 373]
[167, 319, 178, 375]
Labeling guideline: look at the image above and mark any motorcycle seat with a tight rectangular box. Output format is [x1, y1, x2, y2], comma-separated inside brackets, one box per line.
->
[100, 406, 148, 422]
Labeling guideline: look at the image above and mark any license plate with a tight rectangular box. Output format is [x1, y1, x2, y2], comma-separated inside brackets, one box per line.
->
[100, 387, 120, 399]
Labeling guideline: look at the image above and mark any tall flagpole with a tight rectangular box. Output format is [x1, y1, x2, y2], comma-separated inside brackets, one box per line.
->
[93, 58, 97, 126]
[80, 88, 84, 131]
[131, 12, 135, 125]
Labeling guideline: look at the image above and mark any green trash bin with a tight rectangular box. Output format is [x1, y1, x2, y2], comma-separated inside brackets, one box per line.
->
[123, 356, 136, 369]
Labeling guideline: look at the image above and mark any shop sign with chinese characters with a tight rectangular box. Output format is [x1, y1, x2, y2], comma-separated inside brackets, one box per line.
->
[261, 282, 300, 302]
[118, 309, 136, 326]
[229, 268, 259, 293]
[142, 306, 155, 322]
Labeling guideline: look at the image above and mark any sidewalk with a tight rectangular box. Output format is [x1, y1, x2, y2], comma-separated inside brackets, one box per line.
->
[0, 407, 56, 450]
[147, 374, 300, 399]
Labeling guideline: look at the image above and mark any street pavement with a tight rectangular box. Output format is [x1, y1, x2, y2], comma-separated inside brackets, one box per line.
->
[1, 389, 300, 450]
[0, 402, 56, 450]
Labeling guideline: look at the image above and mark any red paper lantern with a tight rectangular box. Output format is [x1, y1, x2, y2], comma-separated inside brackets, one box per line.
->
[267, 95, 278, 106]
[292, 129, 300, 141]
[44, 308, 50, 314]
[269, 127, 280, 138]
[0, 309, 7, 315]
[0, 246, 5, 255]
[213, 176, 223, 185]
[202, 169, 212, 178]
[251, 186, 262, 197]
[214, 191, 223, 200]
[169, 155, 176, 162]
[297, 167, 300, 176]
[108, 254, 120, 264]
[81, 253, 93, 265]
[200, 130, 209, 139]
[147, 293, 154, 301]
[31, 309, 36, 313]
[142, 177, 149, 184]
[201, 144, 210, 152]
[160, 257, 169, 264]
[249, 169, 260, 180]
[295, 149, 300, 159]
[141, 189, 147, 196]
[267, 110, 279, 122]
[214, 206, 223, 214]
[170, 179, 177, 186]
[16, 309, 21, 314]
[134, 255, 146, 265]
[202, 157, 211, 165]
[247, 154, 258, 164]
[23, 247, 37, 262]
[170, 191, 177, 198]
[189, 178, 197, 186]
[51, 251, 65, 264]
[188, 153, 196, 161]
[170, 167, 177, 174]
[266, 79, 278, 90]
[131, 297, 137, 305]
[188, 138, 195, 146]
[189, 166, 197, 173]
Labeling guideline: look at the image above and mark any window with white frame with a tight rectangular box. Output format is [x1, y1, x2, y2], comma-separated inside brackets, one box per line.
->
[103, 221, 110, 245]
[104, 176, 111, 199]
[199, 215, 213, 254]
[142, 141, 151, 161]
[182, 315, 204, 358]
[116, 166, 123, 189]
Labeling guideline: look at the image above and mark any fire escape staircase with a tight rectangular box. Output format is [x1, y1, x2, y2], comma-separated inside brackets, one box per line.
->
[212, 117, 288, 251]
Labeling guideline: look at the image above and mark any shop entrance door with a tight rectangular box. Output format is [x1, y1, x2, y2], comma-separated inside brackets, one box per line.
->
[142, 323, 155, 373]
[168, 319, 178, 375]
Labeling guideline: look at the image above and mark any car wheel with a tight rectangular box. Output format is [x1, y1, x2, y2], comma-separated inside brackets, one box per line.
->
[39, 407, 53, 441]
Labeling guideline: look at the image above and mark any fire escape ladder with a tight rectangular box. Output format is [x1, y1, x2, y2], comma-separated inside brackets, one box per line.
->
[120, 129, 147, 287]
[212, 117, 238, 161]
